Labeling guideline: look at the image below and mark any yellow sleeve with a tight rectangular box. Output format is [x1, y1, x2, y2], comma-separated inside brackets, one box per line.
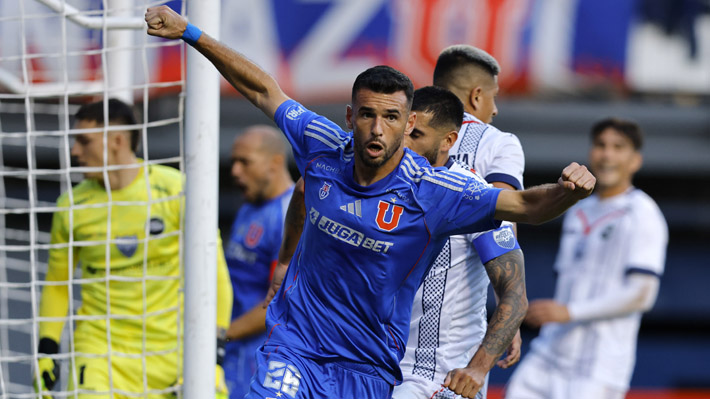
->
[215, 232, 233, 330]
[39, 205, 75, 343]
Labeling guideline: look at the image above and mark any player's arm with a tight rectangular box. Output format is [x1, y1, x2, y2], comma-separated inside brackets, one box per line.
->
[264, 178, 306, 307]
[216, 234, 233, 332]
[35, 209, 75, 395]
[494, 162, 595, 225]
[226, 303, 268, 341]
[444, 249, 527, 398]
[214, 234, 233, 398]
[145, 6, 289, 118]
[525, 273, 660, 327]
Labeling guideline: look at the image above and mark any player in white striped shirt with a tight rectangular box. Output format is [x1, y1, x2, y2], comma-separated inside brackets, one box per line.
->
[435, 45, 526, 373]
[394, 86, 527, 399]
[505, 118, 668, 399]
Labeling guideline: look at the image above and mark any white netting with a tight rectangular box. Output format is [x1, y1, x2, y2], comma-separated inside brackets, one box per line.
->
[0, 0, 187, 397]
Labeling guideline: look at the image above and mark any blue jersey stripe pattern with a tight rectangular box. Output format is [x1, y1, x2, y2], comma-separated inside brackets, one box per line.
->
[266, 100, 501, 384]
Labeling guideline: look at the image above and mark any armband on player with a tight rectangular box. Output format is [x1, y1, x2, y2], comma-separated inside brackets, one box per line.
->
[181, 23, 202, 46]
[472, 225, 520, 264]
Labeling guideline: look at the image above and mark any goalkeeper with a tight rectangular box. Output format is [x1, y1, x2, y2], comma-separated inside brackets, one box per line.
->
[34, 99, 233, 399]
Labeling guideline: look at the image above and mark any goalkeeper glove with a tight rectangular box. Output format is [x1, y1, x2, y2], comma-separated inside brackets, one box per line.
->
[34, 338, 60, 398]
[171, 338, 229, 398]
[215, 364, 228, 399]
[215, 337, 229, 399]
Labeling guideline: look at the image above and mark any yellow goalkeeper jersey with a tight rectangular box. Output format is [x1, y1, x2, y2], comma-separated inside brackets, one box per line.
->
[40, 163, 232, 354]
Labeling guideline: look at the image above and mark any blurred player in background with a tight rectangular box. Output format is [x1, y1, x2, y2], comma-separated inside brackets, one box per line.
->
[34, 99, 233, 399]
[146, 6, 596, 398]
[223, 125, 294, 399]
[393, 86, 527, 399]
[434, 43, 527, 368]
[505, 118, 668, 399]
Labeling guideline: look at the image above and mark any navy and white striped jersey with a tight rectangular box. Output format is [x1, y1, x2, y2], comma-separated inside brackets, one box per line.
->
[530, 188, 667, 390]
[449, 112, 525, 190]
[265, 100, 502, 384]
[395, 161, 520, 399]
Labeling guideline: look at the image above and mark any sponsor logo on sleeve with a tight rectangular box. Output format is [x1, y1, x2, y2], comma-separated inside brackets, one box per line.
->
[285, 104, 306, 121]
[463, 178, 487, 201]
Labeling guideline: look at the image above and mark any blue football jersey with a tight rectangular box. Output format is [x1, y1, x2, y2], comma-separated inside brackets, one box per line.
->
[226, 187, 294, 319]
[266, 100, 501, 384]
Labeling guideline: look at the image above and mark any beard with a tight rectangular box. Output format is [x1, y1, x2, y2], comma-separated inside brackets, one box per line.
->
[355, 133, 403, 168]
[422, 144, 440, 167]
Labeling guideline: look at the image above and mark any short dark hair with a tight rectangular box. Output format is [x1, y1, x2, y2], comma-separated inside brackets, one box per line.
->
[352, 65, 414, 107]
[412, 86, 464, 131]
[74, 98, 140, 152]
[434, 45, 500, 88]
[590, 118, 643, 150]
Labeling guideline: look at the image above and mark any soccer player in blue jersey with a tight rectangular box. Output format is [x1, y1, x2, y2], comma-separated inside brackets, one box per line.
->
[223, 126, 294, 399]
[274, 87, 528, 399]
[146, 7, 595, 398]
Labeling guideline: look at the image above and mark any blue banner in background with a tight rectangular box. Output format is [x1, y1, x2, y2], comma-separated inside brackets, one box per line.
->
[2, 0, 708, 99]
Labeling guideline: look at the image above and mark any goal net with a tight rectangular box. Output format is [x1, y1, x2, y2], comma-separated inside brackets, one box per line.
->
[0, 0, 204, 397]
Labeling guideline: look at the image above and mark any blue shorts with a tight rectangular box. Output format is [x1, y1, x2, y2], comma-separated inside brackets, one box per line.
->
[245, 345, 393, 399]
[223, 336, 264, 399]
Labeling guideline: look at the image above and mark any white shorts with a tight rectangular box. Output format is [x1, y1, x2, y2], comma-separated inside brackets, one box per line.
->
[505, 353, 626, 399]
[392, 374, 487, 399]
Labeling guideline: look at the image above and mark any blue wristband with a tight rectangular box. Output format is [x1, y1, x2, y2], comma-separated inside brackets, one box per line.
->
[182, 23, 202, 46]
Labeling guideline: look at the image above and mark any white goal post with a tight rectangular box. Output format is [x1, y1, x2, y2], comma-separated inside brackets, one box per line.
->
[0, 0, 220, 397]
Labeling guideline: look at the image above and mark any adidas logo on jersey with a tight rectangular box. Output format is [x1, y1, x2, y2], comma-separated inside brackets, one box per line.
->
[339, 200, 362, 217]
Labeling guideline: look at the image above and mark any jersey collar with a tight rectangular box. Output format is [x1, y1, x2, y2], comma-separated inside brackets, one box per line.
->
[463, 112, 484, 125]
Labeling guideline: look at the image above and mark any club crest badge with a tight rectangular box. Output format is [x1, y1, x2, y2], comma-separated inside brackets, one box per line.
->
[244, 222, 264, 248]
[493, 227, 516, 249]
[116, 235, 138, 257]
[319, 182, 332, 200]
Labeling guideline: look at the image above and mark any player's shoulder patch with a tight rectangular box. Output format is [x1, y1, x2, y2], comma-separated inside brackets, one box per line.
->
[285, 102, 307, 121]
[492, 226, 516, 249]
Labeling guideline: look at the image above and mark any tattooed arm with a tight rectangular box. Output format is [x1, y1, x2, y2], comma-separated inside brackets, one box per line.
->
[443, 249, 527, 398]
